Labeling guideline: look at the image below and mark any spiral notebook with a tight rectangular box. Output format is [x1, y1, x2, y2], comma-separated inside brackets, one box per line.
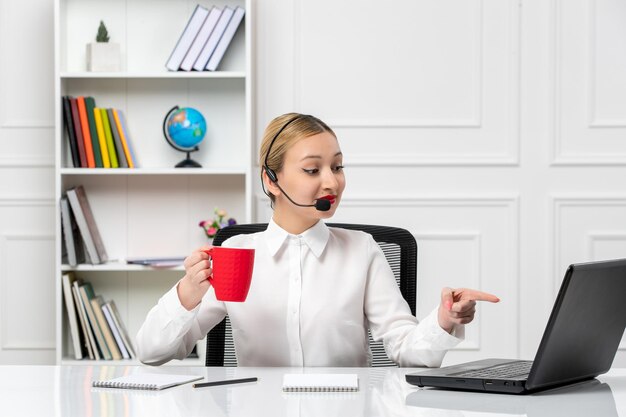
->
[92, 373, 203, 390]
[282, 374, 359, 392]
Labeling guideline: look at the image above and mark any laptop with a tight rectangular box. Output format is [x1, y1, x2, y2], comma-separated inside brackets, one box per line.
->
[406, 258, 626, 394]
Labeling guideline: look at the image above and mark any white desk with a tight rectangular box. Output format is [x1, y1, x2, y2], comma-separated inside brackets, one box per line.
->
[0, 366, 624, 417]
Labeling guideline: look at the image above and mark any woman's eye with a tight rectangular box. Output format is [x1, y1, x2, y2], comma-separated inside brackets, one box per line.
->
[303, 168, 319, 175]
[333, 165, 344, 172]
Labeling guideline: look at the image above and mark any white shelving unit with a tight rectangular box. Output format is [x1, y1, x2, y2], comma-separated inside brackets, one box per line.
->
[54, 0, 253, 365]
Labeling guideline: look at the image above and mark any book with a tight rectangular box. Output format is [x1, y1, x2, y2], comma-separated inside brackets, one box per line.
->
[165, 4, 210, 71]
[66, 185, 108, 264]
[76, 96, 96, 168]
[90, 296, 122, 360]
[206, 6, 245, 71]
[126, 256, 185, 267]
[79, 282, 112, 360]
[92, 373, 203, 390]
[61, 272, 84, 360]
[60, 196, 84, 266]
[112, 109, 134, 168]
[101, 302, 130, 359]
[180, 6, 221, 71]
[105, 300, 136, 358]
[85, 97, 103, 168]
[69, 97, 87, 167]
[100, 108, 119, 168]
[93, 107, 111, 168]
[282, 374, 359, 392]
[193, 6, 234, 71]
[72, 279, 97, 360]
[107, 108, 128, 168]
[116, 110, 138, 168]
[62, 96, 79, 167]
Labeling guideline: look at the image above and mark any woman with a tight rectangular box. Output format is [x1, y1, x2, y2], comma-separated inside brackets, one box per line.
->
[136, 113, 499, 367]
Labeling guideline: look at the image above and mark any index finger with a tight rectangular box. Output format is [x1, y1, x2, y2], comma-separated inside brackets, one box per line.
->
[459, 289, 500, 303]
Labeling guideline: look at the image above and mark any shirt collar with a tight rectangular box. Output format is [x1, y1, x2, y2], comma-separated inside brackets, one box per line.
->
[265, 218, 330, 258]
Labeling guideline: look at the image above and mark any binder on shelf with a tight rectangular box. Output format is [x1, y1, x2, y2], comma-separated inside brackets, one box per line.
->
[79, 282, 112, 360]
[85, 97, 103, 168]
[206, 6, 245, 71]
[62, 272, 84, 360]
[76, 97, 96, 168]
[60, 196, 84, 266]
[112, 109, 134, 168]
[91, 296, 122, 360]
[193, 6, 234, 71]
[69, 98, 87, 167]
[165, 4, 210, 71]
[62, 96, 79, 167]
[93, 107, 111, 168]
[100, 108, 119, 168]
[66, 185, 108, 264]
[180, 6, 221, 71]
[72, 279, 97, 360]
[107, 108, 128, 168]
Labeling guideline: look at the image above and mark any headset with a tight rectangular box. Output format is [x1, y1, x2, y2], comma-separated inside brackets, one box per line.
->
[262, 115, 331, 212]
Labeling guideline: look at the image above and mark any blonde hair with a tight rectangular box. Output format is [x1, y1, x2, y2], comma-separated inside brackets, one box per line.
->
[259, 113, 336, 202]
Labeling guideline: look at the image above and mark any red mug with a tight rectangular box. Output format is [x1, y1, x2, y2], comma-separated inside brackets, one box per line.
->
[204, 247, 255, 302]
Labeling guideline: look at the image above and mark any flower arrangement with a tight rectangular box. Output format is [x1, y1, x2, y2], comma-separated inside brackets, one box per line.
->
[199, 207, 237, 239]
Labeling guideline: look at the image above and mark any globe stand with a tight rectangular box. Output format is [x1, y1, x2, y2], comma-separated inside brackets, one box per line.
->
[175, 151, 202, 168]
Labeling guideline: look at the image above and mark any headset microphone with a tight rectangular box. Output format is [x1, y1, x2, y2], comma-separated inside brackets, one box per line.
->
[262, 115, 332, 212]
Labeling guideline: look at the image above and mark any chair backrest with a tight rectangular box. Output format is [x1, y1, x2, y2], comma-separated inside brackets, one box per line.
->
[205, 223, 417, 367]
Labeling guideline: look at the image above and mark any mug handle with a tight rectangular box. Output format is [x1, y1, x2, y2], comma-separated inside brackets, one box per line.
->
[204, 247, 215, 284]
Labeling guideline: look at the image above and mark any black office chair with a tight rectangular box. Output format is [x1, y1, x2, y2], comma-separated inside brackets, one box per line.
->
[205, 223, 417, 367]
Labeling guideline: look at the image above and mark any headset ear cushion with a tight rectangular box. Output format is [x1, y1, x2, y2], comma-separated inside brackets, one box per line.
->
[264, 166, 277, 183]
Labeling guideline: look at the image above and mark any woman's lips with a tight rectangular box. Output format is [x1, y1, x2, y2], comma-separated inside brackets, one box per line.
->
[319, 195, 337, 204]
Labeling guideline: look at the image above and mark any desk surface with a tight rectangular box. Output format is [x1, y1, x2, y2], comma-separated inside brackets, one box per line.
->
[1, 365, 624, 417]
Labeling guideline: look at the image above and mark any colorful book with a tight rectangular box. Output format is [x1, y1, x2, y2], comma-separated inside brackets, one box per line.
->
[112, 109, 134, 168]
[76, 96, 95, 168]
[206, 6, 245, 71]
[100, 109, 118, 168]
[85, 97, 103, 167]
[62, 96, 79, 167]
[165, 5, 210, 71]
[101, 302, 130, 359]
[66, 185, 108, 264]
[105, 299, 135, 358]
[180, 6, 221, 71]
[91, 296, 122, 360]
[93, 108, 111, 168]
[117, 110, 138, 168]
[69, 98, 87, 167]
[193, 7, 234, 71]
[72, 279, 97, 359]
[60, 196, 84, 266]
[79, 283, 112, 360]
[62, 272, 84, 360]
[107, 108, 128, 168]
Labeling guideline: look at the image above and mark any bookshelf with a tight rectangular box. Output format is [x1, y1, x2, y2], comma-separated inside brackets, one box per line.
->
[54, 0, 253, 365]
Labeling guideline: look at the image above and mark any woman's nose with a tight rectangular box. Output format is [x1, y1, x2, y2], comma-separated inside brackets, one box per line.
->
[321, 168, 339, 190]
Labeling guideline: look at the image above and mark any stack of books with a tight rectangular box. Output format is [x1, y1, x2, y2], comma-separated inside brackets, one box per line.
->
[62, 273, 136, 361]
[166, 4, 245, 72]
[62, 96, 137, 168]
[61, 185, 108, 265]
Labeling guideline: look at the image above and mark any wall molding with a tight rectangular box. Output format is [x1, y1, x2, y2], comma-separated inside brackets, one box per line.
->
[0, 233, 55, 350]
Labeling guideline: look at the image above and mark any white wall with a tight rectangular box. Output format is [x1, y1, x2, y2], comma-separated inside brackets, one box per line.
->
[1, 0, 624, 365]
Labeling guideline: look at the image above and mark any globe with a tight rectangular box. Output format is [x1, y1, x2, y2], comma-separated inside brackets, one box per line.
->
[162, 106, 207, 167]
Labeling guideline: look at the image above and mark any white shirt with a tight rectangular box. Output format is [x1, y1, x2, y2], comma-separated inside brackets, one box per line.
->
[136, 219, 463, 367]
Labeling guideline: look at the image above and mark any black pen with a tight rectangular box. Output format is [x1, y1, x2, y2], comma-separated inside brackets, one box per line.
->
[193, 377, 258, 388]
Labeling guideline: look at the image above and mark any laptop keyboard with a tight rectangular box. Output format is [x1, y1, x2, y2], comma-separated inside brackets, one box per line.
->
[451, 360, 533, 379]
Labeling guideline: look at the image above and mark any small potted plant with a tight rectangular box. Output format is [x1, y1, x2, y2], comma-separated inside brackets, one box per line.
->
[199, 208, 237, 241]
[86, 20, 121, 72]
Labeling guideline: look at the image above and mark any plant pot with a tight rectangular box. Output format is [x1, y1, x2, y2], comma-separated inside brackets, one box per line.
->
[86, 42, 121, 72]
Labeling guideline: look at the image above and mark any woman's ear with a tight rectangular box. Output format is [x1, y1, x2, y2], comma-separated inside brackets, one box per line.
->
[262, 169, 281, 197]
